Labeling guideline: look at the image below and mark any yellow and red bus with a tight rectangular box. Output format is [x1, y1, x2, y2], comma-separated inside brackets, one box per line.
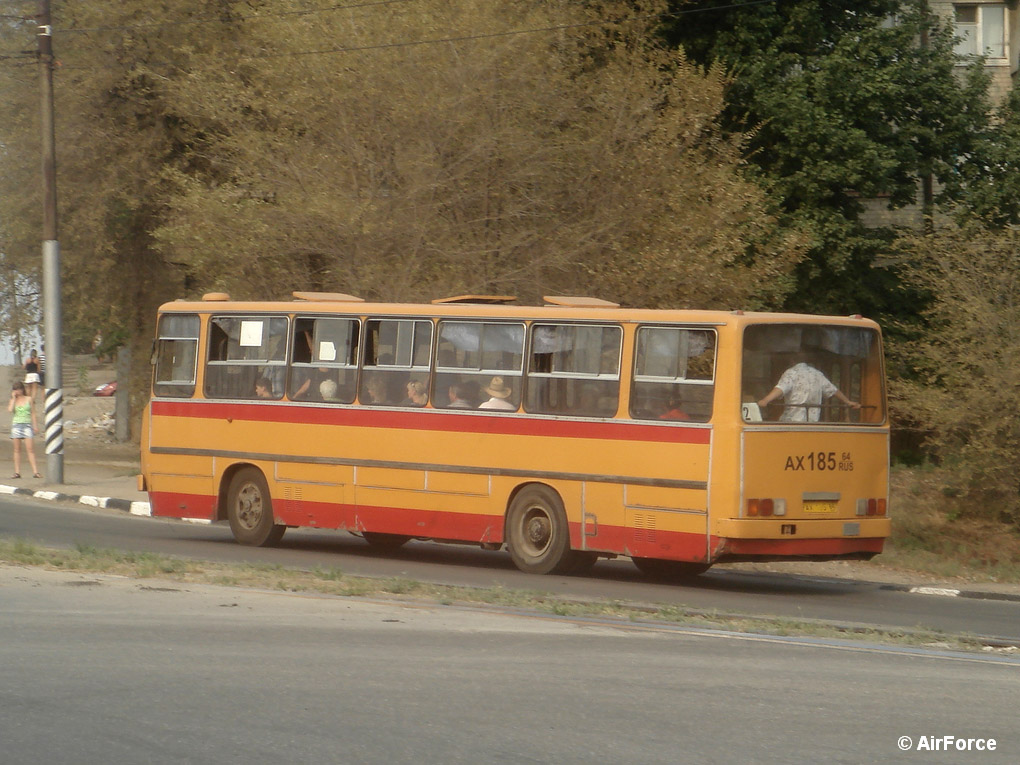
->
[140, 292, 889, 578]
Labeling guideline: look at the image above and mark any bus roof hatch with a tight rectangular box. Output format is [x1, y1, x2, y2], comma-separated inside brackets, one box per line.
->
[292, 291, 365, 303]
[543, 295, 620, 308]
[431, 295, 518, 305]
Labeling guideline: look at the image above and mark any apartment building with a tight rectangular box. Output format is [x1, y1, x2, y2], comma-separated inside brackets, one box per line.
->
[936, 1, 1017, 102]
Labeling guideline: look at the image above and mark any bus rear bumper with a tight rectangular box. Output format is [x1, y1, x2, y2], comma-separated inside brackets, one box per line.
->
[710, 517, 889, 562]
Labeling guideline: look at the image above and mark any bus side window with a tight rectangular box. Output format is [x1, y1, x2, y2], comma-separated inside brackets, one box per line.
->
[434, 321, 525, 411]
[153, 314, 200, 398]
[631, 327, 715, 422]
[359, 319, 433, 406]
[205, 316, 288, 400]
[289, 317, 360, 403]
[525, 324, 621, 417]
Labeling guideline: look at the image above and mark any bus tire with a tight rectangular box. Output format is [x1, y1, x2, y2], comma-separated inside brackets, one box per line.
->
[506, 485, 574, 575]
[560, 550, 599, 576]
[361, 532, 412, 549]
[632, 557, 710, 581]
[227, 467, 286, 547]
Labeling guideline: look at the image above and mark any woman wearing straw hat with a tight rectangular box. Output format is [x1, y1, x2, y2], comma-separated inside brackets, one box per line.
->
[478, 376, 516, 411]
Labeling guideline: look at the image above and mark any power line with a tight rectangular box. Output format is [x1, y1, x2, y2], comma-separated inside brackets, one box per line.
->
[54, 0, 777, 38]
[56, 0, 416, 35]
[38, 0, 779, 72]
[199, 0, 782, 63]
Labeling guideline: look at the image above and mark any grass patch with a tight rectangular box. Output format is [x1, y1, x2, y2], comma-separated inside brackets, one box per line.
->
[0, 536, 1012, 654]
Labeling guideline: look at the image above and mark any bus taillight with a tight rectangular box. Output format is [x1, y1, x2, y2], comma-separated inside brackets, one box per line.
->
[747, 498, 786, 517]
[856, 498, 887, 517]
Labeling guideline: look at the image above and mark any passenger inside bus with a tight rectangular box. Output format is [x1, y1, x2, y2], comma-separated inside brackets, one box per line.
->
[478, 376, 516, 410]
[363, 376, 389, 405]
[291, 367, 330, 399]
[254, 377, 274, 399]
[446, 383, 474, 409]
[658, 392, 691, 421]
[758, 359, 860, 423]
[402, 380, 428, 407]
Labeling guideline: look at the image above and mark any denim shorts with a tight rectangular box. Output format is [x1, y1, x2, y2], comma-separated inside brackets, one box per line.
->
[10, 423, 33, 439]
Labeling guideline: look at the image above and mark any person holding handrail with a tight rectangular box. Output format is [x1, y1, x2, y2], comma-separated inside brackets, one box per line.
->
[758, 360, 859, 422]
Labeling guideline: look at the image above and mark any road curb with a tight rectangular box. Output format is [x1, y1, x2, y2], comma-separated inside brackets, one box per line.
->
[878, 582, 1020, 604]
[0, 483, 152, 517]
[4, 482, 1020, 603]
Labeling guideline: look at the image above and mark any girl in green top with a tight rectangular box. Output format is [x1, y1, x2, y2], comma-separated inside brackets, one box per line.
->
[8, 382, 40, 479]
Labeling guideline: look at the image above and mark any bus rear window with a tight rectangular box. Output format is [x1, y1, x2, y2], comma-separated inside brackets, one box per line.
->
[742, 324, 885, 424]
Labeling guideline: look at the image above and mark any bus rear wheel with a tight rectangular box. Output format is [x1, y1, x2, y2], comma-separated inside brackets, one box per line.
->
[361, 532, 412, 549]
[506, 485, 579, 575]
[632, 557, 709, 581]
[227, 468, 286, 547]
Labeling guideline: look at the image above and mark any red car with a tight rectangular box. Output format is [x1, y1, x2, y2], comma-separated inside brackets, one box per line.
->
[93, 381, 117, 397]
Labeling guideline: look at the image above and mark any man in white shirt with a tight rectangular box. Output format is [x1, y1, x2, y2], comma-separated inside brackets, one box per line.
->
[478, 376, 516, 411]
[758, 362, 859, 422]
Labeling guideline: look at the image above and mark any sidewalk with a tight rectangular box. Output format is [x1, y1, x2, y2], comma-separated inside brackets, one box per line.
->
[0, 441, 150, 515]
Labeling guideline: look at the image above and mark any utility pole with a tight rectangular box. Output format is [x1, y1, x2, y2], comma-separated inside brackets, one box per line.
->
[37, 0, 64, 483]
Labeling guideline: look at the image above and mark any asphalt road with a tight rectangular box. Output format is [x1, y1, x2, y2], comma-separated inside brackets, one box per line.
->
[3, 494, 1020, 642]
[1, 566, 1016, 765]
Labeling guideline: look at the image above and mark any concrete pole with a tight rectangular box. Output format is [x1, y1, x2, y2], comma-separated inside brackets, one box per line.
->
[38, 0, 63, 483]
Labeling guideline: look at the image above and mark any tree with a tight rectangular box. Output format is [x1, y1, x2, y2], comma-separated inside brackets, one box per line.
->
[0, 0, 800, 324]
[0, 249, 40, 364]
[661, 1, 993, 320]
[146, 0, 801, 308]
[947, 82, 1020, 228]
[892, 223, 1020, 526]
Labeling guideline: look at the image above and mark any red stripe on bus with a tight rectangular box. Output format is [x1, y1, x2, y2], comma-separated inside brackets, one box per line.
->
[150, 399, 711, 444]
[149, 491, 218, 521]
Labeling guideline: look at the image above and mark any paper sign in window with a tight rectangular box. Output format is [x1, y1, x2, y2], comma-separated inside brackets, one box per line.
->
[319, 341, 337, 362]
[239, 320, 264, 348]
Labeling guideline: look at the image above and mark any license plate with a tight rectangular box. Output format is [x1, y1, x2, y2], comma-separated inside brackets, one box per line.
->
[803, 500, 838, 514]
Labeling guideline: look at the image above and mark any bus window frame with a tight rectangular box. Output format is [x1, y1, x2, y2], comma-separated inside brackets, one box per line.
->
[205, 314, 290, 400]
[630, 324, 718, 423]
[288, 314, 362, 403]
[434, 319, 526, 410]
[524, 321, 623, 418]
[359, 316, 435, 407]
[152, 313, 200, 398]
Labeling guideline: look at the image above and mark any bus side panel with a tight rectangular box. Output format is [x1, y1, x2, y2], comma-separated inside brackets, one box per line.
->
[146, 408, 216, 519]
[272, 462, 350, 528]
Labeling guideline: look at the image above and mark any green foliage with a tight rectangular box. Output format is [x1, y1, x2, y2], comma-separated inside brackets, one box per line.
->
[892, 224, 1020, 526]
[947, 83, 1020, 227]
[662, 1, 993, 320]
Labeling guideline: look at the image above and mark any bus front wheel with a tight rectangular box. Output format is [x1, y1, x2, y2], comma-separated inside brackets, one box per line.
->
[227, 468, 286, 547]
[506, 485, 577, 575]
